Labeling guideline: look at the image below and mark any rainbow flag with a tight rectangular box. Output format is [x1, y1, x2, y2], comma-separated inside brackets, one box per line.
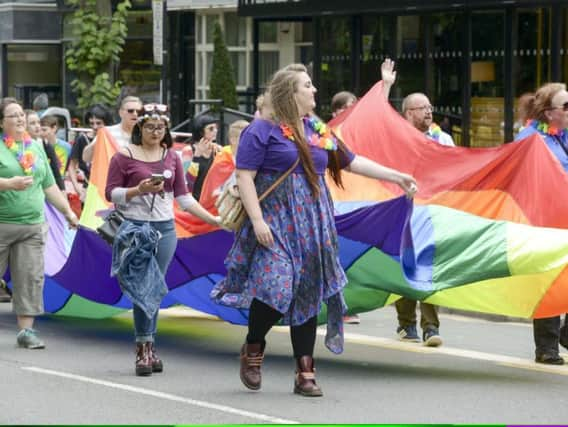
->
[12, 83, 568, 322]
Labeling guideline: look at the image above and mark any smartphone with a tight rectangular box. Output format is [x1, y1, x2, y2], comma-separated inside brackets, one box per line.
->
[150, 173, 165, 184]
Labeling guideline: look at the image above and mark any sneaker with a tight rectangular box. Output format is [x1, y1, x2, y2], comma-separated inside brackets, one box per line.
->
[343, 314, 361, 325]
[535, 353, 564, 365]
[423, 328, 443, 347]
[16, 328, 46, 349]
[0, 280, 11, 303]
[396, 325, 420, 342]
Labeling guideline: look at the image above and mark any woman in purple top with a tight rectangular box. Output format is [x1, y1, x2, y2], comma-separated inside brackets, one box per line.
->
[211, 64, 417, 397]
[106, 104, 219, 377]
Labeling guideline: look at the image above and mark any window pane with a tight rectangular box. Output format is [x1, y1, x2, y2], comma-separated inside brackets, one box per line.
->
[230, 52, 247, 86]
[119, 40, 161, 101]
[471, 11, 505, 147]
[258, 51, 279, 88]
[259, 22, 277, 43]
[8, 44, 62, 107]
[206, 15, 220, 44]
[225, 12, 247, 46]
[125, 10, 152, 38]
[196, 14, 202, 44]
[319, 16, 352, 119]
[294, 21, 312, 43]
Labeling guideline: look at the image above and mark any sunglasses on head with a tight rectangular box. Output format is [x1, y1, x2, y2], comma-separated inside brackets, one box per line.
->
[143, 103, 168, 113]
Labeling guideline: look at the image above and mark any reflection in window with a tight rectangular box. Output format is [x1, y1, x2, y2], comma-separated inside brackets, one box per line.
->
[7, 44, 61, 107]
[259, 22, 277, 43]
[119, 40, 161, 101]
[206, 15, 220, 44]
[258, 52, 279, 88]
[319, 16, 351, 120]
[225, 12, 247, 46]
[230, 52, 247, 86]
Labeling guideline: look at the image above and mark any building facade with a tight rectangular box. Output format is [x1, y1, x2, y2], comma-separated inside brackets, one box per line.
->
[238, 0, 568, 147]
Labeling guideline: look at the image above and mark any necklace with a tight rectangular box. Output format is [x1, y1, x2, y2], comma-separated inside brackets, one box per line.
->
[428, 123, 442, 141]
[527, 119, 568, 139]
[280, 116, 338, 151]
[2, 133, 36, 175]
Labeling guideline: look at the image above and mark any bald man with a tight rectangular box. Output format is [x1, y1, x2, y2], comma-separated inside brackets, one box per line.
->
[393, 92, 452, 348]
[402, 93, 455, 147]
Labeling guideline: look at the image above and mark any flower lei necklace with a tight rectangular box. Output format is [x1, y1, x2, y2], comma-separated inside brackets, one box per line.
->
[527, 119, 568, 139]
[280, 116, 338, 151]
[2, 133, 37, 175]
[428, 123, 442, 141]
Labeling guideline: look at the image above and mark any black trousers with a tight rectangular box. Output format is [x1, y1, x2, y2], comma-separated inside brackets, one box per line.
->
[246, 298, 318, 358]
[533, 314, 568, 356]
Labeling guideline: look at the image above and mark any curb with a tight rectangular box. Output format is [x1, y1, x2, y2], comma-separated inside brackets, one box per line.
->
[438, 306, 531, 324]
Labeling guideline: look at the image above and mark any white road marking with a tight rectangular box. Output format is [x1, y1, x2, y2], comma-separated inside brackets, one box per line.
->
[22, 366, 298, 424]
[312, 329, 568, 375]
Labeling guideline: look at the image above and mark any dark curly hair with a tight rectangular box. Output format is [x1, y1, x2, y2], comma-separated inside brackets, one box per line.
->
[131, 106, 173, 148]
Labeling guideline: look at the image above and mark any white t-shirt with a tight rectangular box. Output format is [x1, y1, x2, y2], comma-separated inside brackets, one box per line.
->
[104, 123, 131, 148]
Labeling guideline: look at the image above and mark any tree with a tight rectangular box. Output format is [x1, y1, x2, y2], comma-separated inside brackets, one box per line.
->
[209, 21, 238, 110]
[65, 0, 132, 109]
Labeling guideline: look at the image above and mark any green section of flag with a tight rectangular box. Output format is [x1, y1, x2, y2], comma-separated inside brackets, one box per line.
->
[54, 294, 126, 319]
[429, 206, 510, 289]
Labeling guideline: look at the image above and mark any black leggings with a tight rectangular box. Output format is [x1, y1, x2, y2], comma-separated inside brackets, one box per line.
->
[246, 298, 318, 358]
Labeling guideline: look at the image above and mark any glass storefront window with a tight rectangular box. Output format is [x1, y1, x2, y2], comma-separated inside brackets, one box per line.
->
[515, 8, 552, 96]
[119, 40, 161, 101]
[225, 12, 247, 46]
[360, 16, 395, 98]
[319, 16, 352, 119]
[470, 11, 505, 147]
[125, 10, 152, 38]
[7, 44, 62, 107]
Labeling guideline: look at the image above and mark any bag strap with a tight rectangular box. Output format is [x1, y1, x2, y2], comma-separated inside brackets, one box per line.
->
[258, 158, 300, 202]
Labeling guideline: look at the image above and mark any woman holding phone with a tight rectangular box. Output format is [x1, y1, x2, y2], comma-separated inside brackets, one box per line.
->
[105, 104, 220, 376]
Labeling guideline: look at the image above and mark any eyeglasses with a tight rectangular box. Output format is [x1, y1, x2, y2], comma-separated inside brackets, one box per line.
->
[143, 103, 168, 113]
[143, 124, 167, 133]
[407, 105, 434, 112]
[4, 112, 26, 119]
[204, 124, 218, 132]
[549, 102, 568, 112]
[124, 108, 138, 114]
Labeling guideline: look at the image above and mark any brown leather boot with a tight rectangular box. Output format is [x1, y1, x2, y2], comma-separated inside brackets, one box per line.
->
[135, 342, 153, 376]
[149, 343, 163, 373]
[239, 342, 264, 390]
[294, 355, 323, 397]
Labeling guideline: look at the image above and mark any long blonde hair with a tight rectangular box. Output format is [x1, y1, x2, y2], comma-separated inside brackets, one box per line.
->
[269, 64, 348, 196]
[518, 83, 566, 124]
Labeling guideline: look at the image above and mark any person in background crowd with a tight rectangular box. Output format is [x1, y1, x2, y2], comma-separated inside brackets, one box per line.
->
[68, 104, 113, 201]
[211, 63, 417, 397]
[198, 119, 250, 214]
[402, 93, 455, 147]
[516, 82, 568, 365]
[105, 103, 220, 376]
[188, 114, 221, 201]
[25, 110, 64, 191]
[40, 115, 72, 177]
[32, 93, 49, 117]
[83, 96, 142, 164]
[0, 98, 78, 349]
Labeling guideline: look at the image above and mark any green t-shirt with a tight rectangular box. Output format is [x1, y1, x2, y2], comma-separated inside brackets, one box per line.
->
[0, 138, 55, 224]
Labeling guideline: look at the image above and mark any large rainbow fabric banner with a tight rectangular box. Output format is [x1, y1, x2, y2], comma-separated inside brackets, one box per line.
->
[10, 82, 568, 322]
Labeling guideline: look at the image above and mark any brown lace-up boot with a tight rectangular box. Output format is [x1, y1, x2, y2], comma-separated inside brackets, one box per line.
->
[239, 342, 264, 390]
[149, 343, 163, 373]
[135, 342, 153, 376]
[294, 355, 323, 397]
